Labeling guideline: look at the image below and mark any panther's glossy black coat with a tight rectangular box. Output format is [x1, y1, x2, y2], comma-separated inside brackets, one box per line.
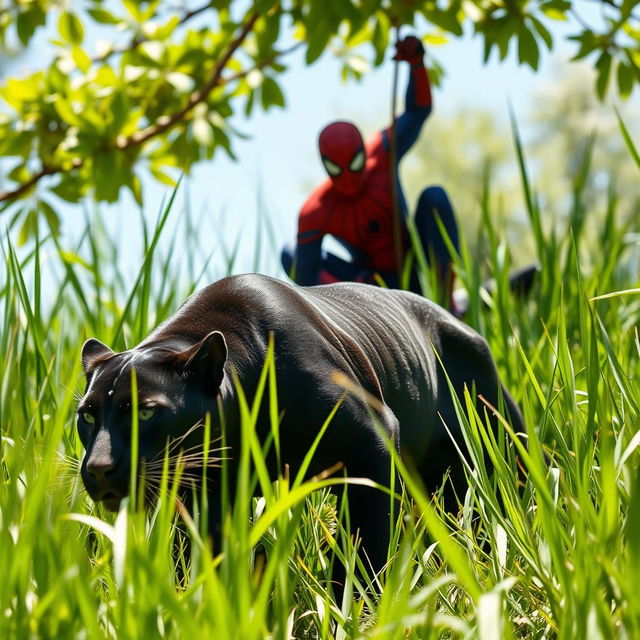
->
[78, 274, 523, 575]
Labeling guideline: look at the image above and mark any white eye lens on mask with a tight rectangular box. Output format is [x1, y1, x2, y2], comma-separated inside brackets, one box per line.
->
[349, 149, 365, 172]
[322, 157, 342, 177]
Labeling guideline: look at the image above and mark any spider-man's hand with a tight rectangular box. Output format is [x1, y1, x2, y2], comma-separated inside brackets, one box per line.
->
[393, 36, 425, 63]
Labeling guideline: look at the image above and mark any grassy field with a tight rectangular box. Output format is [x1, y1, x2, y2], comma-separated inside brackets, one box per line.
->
[1, 120, 640, 639]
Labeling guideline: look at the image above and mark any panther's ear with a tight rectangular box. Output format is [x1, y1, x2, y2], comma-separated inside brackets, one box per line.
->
[182, 331, 227, 395]
[82, 338, 115, 374]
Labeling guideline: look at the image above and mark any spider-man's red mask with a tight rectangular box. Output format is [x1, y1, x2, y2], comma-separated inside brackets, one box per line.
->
[318, 121, 367, 196]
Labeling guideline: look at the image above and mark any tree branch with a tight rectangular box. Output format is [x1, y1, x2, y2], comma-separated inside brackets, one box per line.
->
[91, 1, 213, 63]
[117, 11, 259, 149]
[0, 10, 261, 205]
[221, 41, 304, 84]
[0, 166, 56, 202]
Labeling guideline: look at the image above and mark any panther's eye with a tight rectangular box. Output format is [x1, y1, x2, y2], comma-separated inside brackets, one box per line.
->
[138, 407, 156, 421]
[349, 149, 365, 172]
[81, 412, 95, 425]
[322, 157, 342, 177]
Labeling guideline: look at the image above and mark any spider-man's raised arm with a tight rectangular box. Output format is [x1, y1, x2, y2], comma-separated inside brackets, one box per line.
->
[384, 36, 432, 160]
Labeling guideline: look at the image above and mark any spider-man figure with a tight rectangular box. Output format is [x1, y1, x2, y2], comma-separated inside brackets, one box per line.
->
[281, 35, 460, 307]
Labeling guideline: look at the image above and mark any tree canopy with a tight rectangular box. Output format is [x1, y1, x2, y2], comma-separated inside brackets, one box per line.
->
[0, 0, 638, 224]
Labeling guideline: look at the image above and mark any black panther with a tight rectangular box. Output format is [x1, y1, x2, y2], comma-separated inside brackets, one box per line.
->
[77, 273, 523, 577]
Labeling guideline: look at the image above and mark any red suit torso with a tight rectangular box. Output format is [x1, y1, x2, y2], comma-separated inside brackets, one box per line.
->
[298, 130, 399, 273]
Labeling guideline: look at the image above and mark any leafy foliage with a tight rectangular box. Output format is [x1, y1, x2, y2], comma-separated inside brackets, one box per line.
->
[0, 0, 638, 217]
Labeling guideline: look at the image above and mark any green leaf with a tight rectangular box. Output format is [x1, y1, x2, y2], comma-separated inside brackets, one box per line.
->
[479, 16, 514, 62]
[38, 200, 60, 237]
[371, 13, 389, 66]
[424, 33, 449, 46]
[192, 117, 214, 146]
[122, 0, 143, 22]
[617, 60, 634, 98]
[570, 31, 597, 61]
[254, 0, 279, 11]
[260, 76, 285, 110]
[213, 126, 236, 160]
[622, 22, 640, 43]
[150, 165, 178, 187]
[52, 96, 82, 127]
[166, 72, 195, 92]
[93, 152, 121, 202]
[244, 89, 255, 117]
[2, 75, 42, 105]
[109, 90, 129, 134]
[87, 8, 122, 25]
[426, 56, 445, 87]
[530, 16, 553, 51]
[155, 15, 180, 40]
[139, 41, 165, 64]
[52, 174, 84, 203]
[255, 11, 281, 57]
[16, 8, 44, 46]
[540, 0, 570, 21]
[518, 25, 539, 69]
[8, 164, 30, 183]
[595, 51, 612, 100]
[424, 7, 463, 36]
[1, 132, 33, 157]
[71, 46, 92, 73]
[58, 12, 84, 45]
[18, 209, 37, 246]
[128, 173, 143, 206]
[58, 249, 92, 270]
[305, 19, 332, 65]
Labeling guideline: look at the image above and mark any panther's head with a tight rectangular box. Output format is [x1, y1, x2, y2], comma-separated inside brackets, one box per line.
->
[76, 332, 227, 511]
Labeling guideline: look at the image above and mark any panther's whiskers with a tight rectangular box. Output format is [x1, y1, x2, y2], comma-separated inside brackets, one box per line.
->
[49, 453, 82, 490]
[55, 451, 82, 468]
[147, 443, 229, 467]
[150, 421, 224, 463]
[144, 452, 228, 472]
[143, 475, 205, 496]
[144, 470, 216, 484]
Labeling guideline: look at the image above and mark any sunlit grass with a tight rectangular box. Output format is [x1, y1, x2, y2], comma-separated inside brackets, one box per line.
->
[1, 122, 639, 638]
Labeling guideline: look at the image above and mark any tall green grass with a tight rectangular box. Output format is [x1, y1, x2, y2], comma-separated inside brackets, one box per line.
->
[1, 123, 639, 638]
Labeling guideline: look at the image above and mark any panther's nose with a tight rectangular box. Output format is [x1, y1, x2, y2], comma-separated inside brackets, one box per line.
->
[86, 428, 119, 482]
[86, 457, 116, 482]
